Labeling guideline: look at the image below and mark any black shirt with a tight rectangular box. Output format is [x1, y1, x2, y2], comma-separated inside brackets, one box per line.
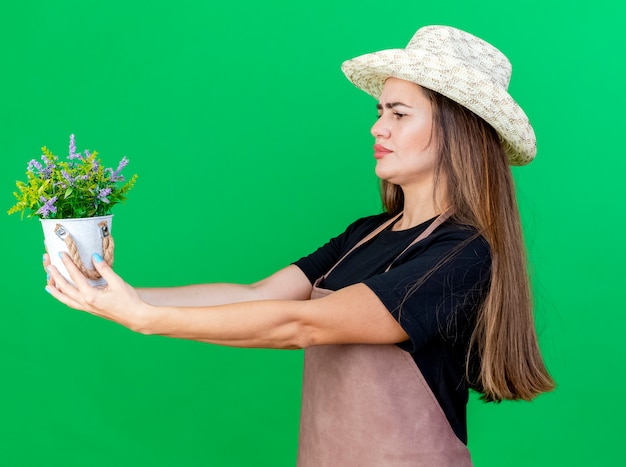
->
[294, 213, 491, 443]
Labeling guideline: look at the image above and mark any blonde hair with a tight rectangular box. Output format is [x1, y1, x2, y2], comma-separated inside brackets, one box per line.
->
[382, 87, 555, 401]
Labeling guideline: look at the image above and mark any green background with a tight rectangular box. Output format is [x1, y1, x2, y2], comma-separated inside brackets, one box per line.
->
[1, 0, 623, 465]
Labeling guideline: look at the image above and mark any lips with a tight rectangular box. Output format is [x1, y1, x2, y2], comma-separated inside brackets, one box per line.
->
[373, 144, 392, 159]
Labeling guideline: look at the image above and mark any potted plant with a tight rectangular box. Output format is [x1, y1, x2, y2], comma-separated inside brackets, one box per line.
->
[8, 134, 137, 286]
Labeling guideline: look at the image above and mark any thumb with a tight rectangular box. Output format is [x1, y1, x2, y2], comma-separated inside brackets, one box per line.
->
[91, 252, 120, 284]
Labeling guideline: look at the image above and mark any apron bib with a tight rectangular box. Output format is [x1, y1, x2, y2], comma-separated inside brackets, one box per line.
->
[297, 211, 472, 466]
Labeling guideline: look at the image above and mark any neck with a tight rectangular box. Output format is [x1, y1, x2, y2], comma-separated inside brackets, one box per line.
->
[393, 182, 448, 231]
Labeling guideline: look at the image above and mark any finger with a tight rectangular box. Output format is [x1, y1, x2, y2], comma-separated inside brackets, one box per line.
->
[45, 264, 90, 309]
[47, 262, 105, 315]
[44, 283, 89, 311]
[91, 253, 123, 287]
[43, 253, 54, 285]
[58, 251, 93, 291]
[47, 257, 100, 310]
[47, 262, 78, 296]
[43, 252, 52, 278]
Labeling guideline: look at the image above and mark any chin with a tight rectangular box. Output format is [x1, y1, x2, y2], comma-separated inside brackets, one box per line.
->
[374, 165, 392, 181]
[376, 170, 400, 185]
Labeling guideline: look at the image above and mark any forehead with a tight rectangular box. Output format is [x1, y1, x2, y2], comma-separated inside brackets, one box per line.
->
[378, 77, 429, 105]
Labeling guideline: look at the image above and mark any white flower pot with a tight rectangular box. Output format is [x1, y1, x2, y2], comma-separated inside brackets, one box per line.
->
[41, 215, 114, 287]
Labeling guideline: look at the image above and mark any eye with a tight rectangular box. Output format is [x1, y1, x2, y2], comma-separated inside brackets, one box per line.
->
[393, 112, 406, 119]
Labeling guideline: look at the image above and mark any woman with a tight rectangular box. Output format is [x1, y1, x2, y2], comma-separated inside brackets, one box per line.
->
[45, 25, 554, 465]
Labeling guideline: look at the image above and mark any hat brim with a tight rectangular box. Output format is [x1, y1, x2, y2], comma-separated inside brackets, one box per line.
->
[341, 49, 536, 166]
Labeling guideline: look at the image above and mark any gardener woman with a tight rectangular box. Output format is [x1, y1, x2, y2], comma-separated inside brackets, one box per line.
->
[46, 25, 555, 465]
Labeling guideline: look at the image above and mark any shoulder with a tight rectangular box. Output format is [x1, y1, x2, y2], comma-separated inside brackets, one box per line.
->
[435, 219, 485, 240]
[293, 212, 393, 284]
[422, 220, 491, 259]
[340, 212, 392, 241]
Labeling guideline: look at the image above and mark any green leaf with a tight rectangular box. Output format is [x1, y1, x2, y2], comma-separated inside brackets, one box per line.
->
[64, 187, 74, 199]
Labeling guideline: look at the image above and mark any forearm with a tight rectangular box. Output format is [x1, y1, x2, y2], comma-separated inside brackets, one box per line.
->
[136, 265, 313, 307]
[137, 283, 262, 307]
[137, 300, 311, 349]
[133, 283, 406, 350]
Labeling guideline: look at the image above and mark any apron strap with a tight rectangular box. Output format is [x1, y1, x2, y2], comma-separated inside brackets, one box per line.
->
[314, 212, 402, 286]
[314, 209, 453, 286]
[384, 208, 453, 272]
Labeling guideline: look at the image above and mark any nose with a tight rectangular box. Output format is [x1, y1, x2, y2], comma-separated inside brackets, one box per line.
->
[371, 116, 390, 140]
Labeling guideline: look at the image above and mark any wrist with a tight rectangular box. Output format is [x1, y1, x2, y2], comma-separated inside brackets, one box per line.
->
[131, 302, 162, 335]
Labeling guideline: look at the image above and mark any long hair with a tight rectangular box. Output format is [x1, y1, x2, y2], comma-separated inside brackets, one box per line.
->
[381, 87, 555, 401]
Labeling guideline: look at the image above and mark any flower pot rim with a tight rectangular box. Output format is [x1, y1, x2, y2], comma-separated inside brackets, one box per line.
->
[39, 214, 114, 223]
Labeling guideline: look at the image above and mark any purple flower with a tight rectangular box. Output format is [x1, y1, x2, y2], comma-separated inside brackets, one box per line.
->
[35, 154, 56, 180]
[116, 157, 129, 172]
[68, 134, 80, 160]
[36, 196, 58, 218]
[41, 167, 53, 179]
[97, 187, 112, 204]
[61, 170, 75, 186]
[107, 156, 129, 182]
[28, 159, 43, 172]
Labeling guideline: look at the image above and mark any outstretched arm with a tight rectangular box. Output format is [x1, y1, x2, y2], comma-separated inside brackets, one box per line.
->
[44, 253, 313, 306]
[46, 253, 408, 350]
[135, 265, 313, 306]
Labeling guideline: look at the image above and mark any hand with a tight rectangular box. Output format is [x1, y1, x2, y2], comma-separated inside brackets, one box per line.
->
[43, 252, 54, 287]
[45, 251, 150, 333]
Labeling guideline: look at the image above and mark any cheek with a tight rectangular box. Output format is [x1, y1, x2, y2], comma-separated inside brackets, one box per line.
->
[406, 133, 438, 172]
[408, 124, 433, 153]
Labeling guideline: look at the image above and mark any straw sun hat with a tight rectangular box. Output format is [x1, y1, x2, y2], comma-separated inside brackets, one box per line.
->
[341, 25, 536, 165]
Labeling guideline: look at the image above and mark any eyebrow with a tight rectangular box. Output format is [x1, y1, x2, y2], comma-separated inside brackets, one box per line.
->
[376, 102, 414, 110]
